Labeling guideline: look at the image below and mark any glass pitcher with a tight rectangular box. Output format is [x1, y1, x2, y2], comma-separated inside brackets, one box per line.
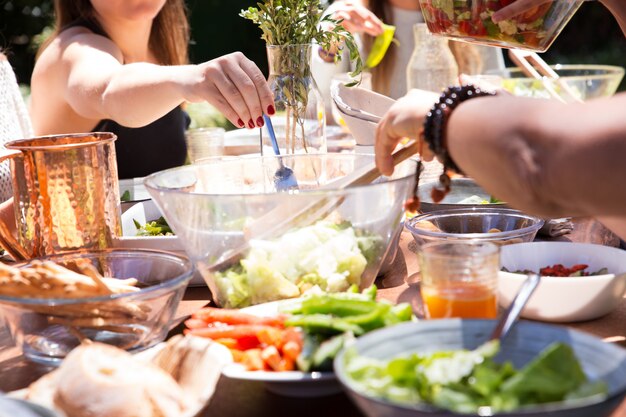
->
[406, 23, 459, 92]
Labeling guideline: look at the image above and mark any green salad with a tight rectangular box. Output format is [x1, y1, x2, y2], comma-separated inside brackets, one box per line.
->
[344, 340, 607, 414]
[133, 217, 174, 236]
[215, 221, 382, 308]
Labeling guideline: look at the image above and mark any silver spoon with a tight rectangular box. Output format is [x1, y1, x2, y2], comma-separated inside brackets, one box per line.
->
[489, 273, 541, 342]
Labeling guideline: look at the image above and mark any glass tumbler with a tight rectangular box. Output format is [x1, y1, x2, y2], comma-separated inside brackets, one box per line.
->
[185, 127, 225, 163]
[418, 241, 500, 319]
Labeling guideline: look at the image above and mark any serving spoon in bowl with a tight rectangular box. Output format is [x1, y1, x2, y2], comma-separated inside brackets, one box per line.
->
[263, 114, 298, 192]
[490, 272, 541, 342]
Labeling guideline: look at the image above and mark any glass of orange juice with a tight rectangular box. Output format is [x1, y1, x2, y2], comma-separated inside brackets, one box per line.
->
[418, 241, 499, 319]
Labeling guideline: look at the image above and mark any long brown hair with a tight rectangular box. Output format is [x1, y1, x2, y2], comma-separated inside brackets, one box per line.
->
[39, 0, 189, 66]
[362, 0, 483, 95]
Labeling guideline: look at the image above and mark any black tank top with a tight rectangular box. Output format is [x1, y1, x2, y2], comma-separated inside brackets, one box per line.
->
[65, 19, 189, 179]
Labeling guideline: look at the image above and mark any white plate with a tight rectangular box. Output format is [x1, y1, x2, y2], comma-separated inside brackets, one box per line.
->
[119, 177, 151, 202]
[112, 200, 206, 286]
[220, 299, 340, 397]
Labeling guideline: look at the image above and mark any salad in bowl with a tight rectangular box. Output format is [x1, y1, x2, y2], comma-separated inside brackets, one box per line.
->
[418, 0, 584, 52]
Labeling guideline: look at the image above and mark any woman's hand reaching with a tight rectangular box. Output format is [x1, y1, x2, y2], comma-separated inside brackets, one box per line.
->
[492, 0, 554, 23]
[375, 89, 439, 176]
[186, 52, 275, 129]
[331, 0, 385, 36]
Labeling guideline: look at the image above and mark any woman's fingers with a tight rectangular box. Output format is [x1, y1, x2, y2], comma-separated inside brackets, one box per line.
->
[334, 4, 384, 36]
[238, 54, 276, 117]
[492, 0, 553, 22]
[209, 67, 253, 128]
[200, 52, 275, 129]
[375, 118, 399, 176]
[375, 90, 441, 174]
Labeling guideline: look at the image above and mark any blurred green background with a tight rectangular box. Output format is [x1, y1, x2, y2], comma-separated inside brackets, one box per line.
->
[1, 0, 624, 90]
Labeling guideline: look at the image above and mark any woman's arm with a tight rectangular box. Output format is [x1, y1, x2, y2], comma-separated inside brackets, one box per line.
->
[599, 0, 626, 36]
[33, 29, 274, 131]
[376, 90, 626, 219]
[446, 93, 626, 218]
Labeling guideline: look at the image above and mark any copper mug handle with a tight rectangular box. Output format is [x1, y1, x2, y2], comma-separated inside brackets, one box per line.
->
[0, 150, 31, 261]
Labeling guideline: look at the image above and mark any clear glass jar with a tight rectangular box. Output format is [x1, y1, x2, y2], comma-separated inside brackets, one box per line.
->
[406, 23, 459, 93]
[264, 44, 326, 155]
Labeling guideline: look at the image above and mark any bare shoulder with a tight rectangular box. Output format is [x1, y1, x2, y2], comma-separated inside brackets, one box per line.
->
[37, 27, 122, 70]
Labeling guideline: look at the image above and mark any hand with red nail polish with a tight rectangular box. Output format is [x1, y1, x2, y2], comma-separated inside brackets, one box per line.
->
[184, 52, 276, 131]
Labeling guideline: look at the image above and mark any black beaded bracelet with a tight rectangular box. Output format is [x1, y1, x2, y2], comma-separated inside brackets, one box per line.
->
[422, 85, 496, 175]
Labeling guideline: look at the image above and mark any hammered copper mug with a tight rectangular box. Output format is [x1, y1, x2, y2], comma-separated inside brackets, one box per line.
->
[0, 133, 122, 260]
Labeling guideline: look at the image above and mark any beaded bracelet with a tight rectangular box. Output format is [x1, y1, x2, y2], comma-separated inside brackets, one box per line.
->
[422, 85, 496, 175]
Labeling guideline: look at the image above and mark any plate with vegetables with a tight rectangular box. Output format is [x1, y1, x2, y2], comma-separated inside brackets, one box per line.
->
[184, 286, 417, 397]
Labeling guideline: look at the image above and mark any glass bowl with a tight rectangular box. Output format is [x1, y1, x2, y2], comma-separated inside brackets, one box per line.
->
[418, 0, 584, 52]
[483, 65, 625, 101]
[144, 154, 417, 308]
[335, 320, 626, 417]
[406, 208, 544, 246]
[0, 249, 193, 366]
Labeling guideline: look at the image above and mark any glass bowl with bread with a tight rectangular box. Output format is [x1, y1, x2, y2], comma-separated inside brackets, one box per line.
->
[0, 249, 193, 365]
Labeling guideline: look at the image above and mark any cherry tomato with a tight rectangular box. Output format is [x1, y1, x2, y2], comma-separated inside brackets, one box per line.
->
[459, 20, 472, 35]
[520, 31, 540, 47]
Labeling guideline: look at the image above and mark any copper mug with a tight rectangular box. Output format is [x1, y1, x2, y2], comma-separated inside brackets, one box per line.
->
[0, 133, 122, 260]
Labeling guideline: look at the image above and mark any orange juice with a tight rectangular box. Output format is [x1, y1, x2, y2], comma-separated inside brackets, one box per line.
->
[422, 281, 497, 319]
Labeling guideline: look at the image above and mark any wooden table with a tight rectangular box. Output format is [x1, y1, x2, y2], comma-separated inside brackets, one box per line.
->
[1, 218, 625, 417]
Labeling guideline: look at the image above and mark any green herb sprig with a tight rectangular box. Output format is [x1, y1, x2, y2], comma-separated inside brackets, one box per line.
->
[240, 0, 362, 82]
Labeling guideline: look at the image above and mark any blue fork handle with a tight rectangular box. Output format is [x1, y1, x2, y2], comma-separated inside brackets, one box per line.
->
[263, 114, 281, 156]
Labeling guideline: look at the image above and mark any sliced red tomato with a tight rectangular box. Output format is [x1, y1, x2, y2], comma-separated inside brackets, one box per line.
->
[459, 20, 473, 35]
[500, 0, 516, 6]
[519, 31, 541, 47]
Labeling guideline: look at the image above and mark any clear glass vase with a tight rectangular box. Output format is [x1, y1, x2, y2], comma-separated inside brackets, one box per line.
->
[263, 44, 326, 155]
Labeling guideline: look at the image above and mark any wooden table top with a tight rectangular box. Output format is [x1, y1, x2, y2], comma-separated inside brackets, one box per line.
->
[1, 217, 625, 417]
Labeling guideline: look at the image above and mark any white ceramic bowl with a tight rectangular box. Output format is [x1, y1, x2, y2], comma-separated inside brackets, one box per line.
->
[499, 242, 626, 323]
[331, 84, 394, 146]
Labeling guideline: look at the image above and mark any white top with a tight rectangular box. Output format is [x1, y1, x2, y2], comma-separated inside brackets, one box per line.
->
[312, 4, 506, 103]
[0, 56, 33, 202]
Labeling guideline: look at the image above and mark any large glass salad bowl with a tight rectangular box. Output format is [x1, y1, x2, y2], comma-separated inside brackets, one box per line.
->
[418, 0, 584, 52]
[145, 154, 416, 308]
[485, 65, 625, 102]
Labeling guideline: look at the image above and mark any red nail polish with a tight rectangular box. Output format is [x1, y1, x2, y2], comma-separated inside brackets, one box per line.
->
[267, 105, 275, 115]
[248, 119, 255, 129]
[237, 118, 245, 127]
[256, 116, 264, 127]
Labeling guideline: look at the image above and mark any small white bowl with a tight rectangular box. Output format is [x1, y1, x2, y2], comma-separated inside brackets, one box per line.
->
[499, 242, 626, 322]
[331, 84, 394, 146]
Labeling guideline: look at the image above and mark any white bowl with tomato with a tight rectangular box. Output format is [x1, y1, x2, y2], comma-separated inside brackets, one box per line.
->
[499, 241, 626, 322]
